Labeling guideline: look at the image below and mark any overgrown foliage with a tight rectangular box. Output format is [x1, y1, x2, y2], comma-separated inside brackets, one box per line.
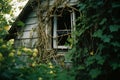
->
[36, 0, 66, 63]
[0, 0, 12, 38]
[0, 0, 74, 80]
[1, 0, 120, 80]
[72, 0, 120, 80]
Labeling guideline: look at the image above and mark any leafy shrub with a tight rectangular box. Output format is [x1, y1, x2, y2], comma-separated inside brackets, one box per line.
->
[0, 38, 57, 80]
[72, 0, 120, 80]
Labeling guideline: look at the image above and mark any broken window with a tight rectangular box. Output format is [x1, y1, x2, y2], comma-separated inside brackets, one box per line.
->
[52, 8, 77, 49]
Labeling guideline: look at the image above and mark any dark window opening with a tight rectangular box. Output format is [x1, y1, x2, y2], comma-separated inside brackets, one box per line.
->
[57, 10, 71, 46]
[57, 11, 71, 30]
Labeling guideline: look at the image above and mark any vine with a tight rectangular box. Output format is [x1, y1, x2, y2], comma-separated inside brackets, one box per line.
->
[35, 0, 78, 66]
[72, 0, 120, 80]
[35, 0, 64, 63]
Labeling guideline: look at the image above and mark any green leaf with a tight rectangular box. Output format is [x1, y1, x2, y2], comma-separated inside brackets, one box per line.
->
[78, 3, 86, 11]
[100, 35, 113, 43]
[97, 1, 103, 6]
[101, 35, 110, 43]
[98, 44, 105, 51]
[99, 18, 107, 25]
[89, 68, 101, 79]
[112, 3, 120, 8]
[0, 3, 2, 10]
[109, 25, 120, 32]
[95, 55, 105, 65]
[110, 62, 120, 70]
[17, 21, 25, 27]
[78, 65, 85, 70]
[93, 29, 103, 38]
[85, 56, 95, 66]
[111, 41, 120, 47]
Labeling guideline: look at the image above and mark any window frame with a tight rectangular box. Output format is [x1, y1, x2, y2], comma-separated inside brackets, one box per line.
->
[53, 9, 76, 49]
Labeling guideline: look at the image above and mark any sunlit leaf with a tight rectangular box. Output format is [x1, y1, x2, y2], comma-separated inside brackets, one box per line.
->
[17, 20, 25, 27]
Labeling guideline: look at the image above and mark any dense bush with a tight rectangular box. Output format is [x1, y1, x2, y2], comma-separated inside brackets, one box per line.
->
[72, 0, 120, 80]
[0, 32, 71, 80]
[0, 38, 74, 80]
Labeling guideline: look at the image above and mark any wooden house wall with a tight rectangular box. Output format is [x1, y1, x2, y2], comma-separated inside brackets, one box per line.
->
[14, 11, 38, 49]
[14, 0, 79, 50]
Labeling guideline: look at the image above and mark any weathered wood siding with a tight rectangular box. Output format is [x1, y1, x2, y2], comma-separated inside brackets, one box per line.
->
[14, 11, 38, 48]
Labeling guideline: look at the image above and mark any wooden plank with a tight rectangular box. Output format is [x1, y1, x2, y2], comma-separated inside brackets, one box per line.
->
[24, 23, 38, 31]
[25, 17, 38, 24]
[28, 11, 37, 18]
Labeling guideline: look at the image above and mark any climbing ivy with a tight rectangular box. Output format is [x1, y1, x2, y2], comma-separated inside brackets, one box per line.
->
[72, 0, 120, 80]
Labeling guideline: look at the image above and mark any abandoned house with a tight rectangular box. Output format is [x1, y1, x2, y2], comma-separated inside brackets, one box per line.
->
[8, 0, 80, 66]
